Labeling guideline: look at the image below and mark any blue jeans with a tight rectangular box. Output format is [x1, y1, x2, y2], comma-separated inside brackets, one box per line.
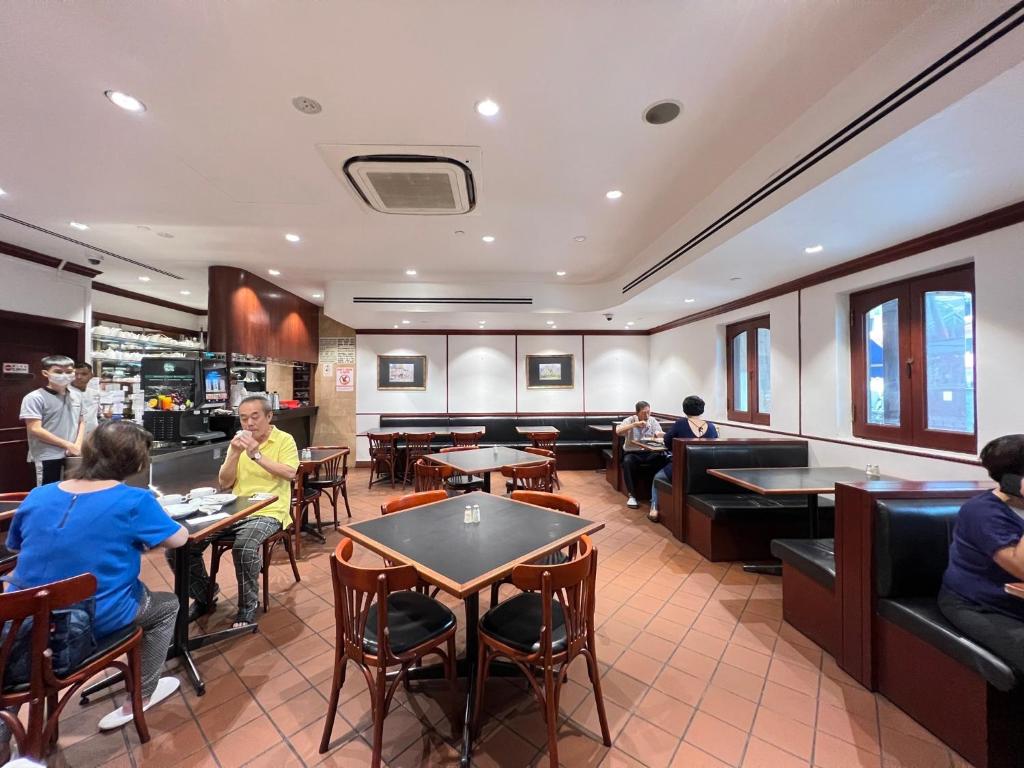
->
[651, 464, 671, 509]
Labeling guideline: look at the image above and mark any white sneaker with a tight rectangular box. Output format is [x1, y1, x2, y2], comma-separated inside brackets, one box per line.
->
[98, 676, 180, 731]
[648, 507, 660, 522]
[626, 496, 639, 509]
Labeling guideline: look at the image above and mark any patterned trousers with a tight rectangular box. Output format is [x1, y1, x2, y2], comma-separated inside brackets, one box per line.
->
[166, 515, 282, 622]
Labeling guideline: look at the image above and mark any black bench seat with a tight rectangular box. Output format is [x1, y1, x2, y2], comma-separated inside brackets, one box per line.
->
[771, 538, 836, 589]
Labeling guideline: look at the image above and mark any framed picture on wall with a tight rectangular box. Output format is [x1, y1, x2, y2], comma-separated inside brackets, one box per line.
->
[526, 354, 574, 389]
[377, 355, 427, 390]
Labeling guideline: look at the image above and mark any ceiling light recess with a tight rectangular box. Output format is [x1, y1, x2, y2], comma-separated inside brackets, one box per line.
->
[0, 187, 6, 196]
[104, 90, 146, 112]
[573, 235, 586, 242]
[285, 233, 301, 243]
[268, 269, 281, 276]
[180, 290, 191, 296]
[804, 244, 824, 254]
[643, 100, 682, 125]
[475, 99, 500, 117]
[69, 221, 89, 231]
[556, 271, 567, 277]
[684, 298, 695, 303]
[138, 276, 150, 282]
[405, 269, 417, 276]
[605, 190, 623, 200]
[481, 235, 495, 243]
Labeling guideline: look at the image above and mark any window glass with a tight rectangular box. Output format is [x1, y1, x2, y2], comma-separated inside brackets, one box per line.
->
[924, 290, 974, 434]
[757, 327, 771, 414]
[865, 299, 901, 426]
[732, 331, 748, 412]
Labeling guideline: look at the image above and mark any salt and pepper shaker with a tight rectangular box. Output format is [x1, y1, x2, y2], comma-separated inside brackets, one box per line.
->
[464, 504, 473, 524]
[865, 463, 880, 479]
[301, 447, 312, 460]
[472, 503, 481, 524]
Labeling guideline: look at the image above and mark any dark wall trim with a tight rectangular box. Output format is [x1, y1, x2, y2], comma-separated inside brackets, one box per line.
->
[649, 199, 1024, 334]
[0, 239, 101, 279]
[356, 329, 647, 336]
[652, 411, 982, 467]
[92, 312, 200, 338]
[624, 4, 1024, 293]
[92, 282, 207, 316]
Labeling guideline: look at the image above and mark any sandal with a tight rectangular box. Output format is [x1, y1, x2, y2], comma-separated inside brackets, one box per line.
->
[98, 677, 179, 731]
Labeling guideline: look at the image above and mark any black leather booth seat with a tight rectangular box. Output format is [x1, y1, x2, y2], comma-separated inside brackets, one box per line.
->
[771, 538, 836, 589]
[874, 499, 1018, 692]
[378, 415, 622, 450]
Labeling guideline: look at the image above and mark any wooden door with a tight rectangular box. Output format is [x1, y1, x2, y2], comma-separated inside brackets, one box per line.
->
[0, 310, 84, 491]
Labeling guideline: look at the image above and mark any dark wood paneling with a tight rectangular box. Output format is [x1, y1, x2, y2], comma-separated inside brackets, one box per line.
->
[649, 199, 1024, 335]
[0, 239, 101, 279]
[207, 266, 319, 363]
[92, 282, 207, 316]
[781, 567, 840, 658]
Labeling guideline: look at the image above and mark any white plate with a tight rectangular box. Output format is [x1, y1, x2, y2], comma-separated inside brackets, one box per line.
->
[202, 494, 236, 506]
[189, 487, 217, 498]
[248, 492, 274, 501]
[164, 503, 197, 519]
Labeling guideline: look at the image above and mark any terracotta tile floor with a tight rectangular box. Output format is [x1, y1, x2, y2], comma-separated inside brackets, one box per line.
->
[38, 470, 972, 767]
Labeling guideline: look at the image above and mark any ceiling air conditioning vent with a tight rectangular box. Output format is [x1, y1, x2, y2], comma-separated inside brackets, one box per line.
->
[343, 155, 475, 215]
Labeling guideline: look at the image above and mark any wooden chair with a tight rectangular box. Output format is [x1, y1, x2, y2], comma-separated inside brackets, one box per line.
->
[319, 539, 457, 768]
[304, 447, 351, 527]
[0, 573, 151, 760]
[490, 491, 581, 608]
[207, 483, 302, 613]
[401, 432, 437, 489]
[380, 490, 448, 518]
[528, 434, 561, 489]
[368, 433, 398, 489]
[440, 446, 485, 494]
[451, 431, 483, 447]
[501, 461, 555, 494]
[506, 448, 556, 493]
[472, 535, 609, 767]
[0, 493, 28, 502]
[413, 459, 453, 493]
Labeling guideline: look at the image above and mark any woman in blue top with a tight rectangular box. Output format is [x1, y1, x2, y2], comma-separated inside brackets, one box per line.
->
[3, 420, 187, 745]
[649, 396, 718, 522]
[939, 434, 1024, 674]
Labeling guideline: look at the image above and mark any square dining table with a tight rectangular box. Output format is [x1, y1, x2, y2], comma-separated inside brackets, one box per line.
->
[340, 491, 603, 766]
[707, 466, 895, 574]
[424, 445, 548, 493]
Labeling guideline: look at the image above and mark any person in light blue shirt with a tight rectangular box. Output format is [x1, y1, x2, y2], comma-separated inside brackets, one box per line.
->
[3, 421, 188, 747]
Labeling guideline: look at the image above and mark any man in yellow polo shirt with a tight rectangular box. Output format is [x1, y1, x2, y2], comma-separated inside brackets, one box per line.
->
[178, 395, 299, 627]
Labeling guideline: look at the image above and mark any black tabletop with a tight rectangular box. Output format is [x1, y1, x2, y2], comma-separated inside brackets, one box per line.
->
[342, 493, 602, 598]
[362, 426, 486, 436]
[424, 446, 545, 474]
[708, 466, 897, 495]
[302, 448, 346, 464]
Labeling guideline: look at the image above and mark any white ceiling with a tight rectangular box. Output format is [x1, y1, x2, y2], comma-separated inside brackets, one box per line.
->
[0, 2, 1021, 330]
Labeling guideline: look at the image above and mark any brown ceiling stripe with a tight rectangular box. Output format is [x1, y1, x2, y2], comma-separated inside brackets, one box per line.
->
[0, 239, 101, 279]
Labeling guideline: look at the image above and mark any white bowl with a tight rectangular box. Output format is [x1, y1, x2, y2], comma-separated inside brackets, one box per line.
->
[159, 494, 186, 506]
[189, 487, 217, 498]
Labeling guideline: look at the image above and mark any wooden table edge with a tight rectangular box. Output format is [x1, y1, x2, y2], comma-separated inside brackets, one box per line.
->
[299, 448, 347, 470]
[707, 468, 839, 496]
[187, 495, 277, 542]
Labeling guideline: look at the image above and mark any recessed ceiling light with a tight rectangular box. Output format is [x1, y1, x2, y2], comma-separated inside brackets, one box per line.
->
[156, 231, 174, 238]
[550, 325, 557, 329]
[730, 276, 742, 281]
[684, 298, 696, 303]
[546, 320, 555, 326]
[180, 290, 191, 296]
[393, 324, 399, 329]
[104, 90, 146, 112]
[573, 236, 586, 242]
[405, 269, 417, 276]
[401, 320, 411, 325]
[285, 233, 301, 243]
[138, 276, 151, 282]
[643, 99, 683, 125]
[481, 235, 495, 243]
[312, 293, 323, 299]
[605, 190, 623, 200]
[475, 99, 500, 117]
[0, 187, 6, 196]
[626, 321, 635, 326]
[555, 271, 567, 277]
[804, 244, 824, 254]
[69, 221, 89, 231]
[268, 269, 281, 276]
[454, 230, 465, 236]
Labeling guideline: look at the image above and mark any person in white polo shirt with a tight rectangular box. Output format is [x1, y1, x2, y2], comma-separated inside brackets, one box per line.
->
[19, 354, 84, 486]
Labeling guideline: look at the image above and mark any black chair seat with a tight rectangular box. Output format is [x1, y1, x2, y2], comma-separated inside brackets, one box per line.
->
[446, 474, 485, 491]
[771, 538, 836, 588]
[480, 592, 567, 654]
[877, 597, 1018, 692]
[3, 624, 139, 694]
[530, 550, 570, 567]
[363, 591, 456, 656]
[306, 475, 343, 488]
[688, 494, 828, 522]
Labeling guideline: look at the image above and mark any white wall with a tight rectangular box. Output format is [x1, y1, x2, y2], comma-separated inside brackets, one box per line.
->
[0, 254, 91, 325]
[648, 222, 1024, 482]
[91, 291, 205, 333]
[583, 335, 650, 412]
[448, 335, 516, 413]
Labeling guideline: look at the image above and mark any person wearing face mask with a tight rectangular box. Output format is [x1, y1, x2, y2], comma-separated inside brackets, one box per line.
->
[72, 361, 100, 434]
[19, 355, 85, 486]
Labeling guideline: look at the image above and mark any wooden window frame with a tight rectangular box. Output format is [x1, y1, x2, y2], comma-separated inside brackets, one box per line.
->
[850, 264, 976, 453]
[726, 316, 770, 425]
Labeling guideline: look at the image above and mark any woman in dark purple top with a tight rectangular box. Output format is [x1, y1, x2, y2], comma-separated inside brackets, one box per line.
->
[648, 396, 718, 522]
[939, 435, 1024, 673]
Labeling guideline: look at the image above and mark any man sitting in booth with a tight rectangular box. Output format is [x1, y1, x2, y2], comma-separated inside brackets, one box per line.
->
[170, 395, 298, 628]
